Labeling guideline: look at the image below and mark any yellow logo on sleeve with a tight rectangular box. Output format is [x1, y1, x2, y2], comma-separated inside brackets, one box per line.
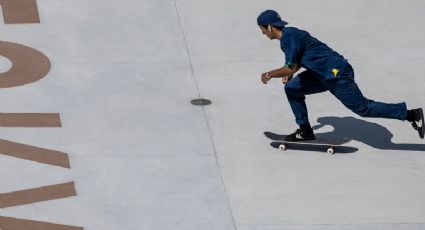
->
[332, 68, 339, 77]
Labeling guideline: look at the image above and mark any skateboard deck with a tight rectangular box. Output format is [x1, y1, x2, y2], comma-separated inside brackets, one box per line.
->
[264, 132, 352, 154]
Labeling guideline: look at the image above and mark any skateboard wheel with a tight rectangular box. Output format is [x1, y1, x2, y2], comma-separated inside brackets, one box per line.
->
[278, 144, 287, 151]
[327, 147, 335, 155]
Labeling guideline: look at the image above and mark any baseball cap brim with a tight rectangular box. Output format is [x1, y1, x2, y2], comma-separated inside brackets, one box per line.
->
[270, 20, 288, 27]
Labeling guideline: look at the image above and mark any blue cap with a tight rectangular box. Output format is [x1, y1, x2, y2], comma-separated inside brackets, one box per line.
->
[257, 10, 288, 27]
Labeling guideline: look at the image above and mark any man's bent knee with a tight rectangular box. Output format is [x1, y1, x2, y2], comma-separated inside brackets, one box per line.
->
[349, 101, 373, 117]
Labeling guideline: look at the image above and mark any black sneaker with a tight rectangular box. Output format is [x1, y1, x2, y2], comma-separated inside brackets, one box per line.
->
[285, 128, 316, 142]
[411, 108, 424, 139]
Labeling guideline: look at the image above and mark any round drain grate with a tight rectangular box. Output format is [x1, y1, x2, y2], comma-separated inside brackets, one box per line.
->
[191, 98, 212, 106]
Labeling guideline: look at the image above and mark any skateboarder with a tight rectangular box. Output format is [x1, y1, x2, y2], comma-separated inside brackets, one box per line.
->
[257, 9, 424, 141]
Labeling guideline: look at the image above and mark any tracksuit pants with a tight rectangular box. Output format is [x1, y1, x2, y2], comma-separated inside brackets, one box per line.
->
[284, 64, 407, 126]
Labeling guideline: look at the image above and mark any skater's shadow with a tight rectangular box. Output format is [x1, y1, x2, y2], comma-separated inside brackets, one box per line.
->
[313, 116, 425, 151]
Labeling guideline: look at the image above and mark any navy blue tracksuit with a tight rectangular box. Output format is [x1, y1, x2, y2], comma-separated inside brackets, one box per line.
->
[281, 27, 407, 126]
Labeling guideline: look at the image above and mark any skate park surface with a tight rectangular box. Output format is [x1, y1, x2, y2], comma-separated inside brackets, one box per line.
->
[1, 0, 425, 229]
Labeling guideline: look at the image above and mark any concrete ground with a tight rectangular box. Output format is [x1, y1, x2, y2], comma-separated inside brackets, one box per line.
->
[1, 0, 425, 229]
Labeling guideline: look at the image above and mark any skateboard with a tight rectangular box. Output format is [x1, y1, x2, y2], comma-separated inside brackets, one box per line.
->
[264, 132, 352, 154]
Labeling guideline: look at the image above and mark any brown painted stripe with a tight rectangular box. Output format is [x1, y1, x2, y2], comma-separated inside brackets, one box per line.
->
[0, 216, 84, 230]
[0, 41, 51, 88]
[0, 113, 62, 127]
[0, 139, 70, 168]
[0, 182, 77, 208]
[0, 0, 40, 24]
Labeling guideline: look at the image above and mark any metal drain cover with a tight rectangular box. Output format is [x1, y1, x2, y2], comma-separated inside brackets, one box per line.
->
[191, 98, 212, 106]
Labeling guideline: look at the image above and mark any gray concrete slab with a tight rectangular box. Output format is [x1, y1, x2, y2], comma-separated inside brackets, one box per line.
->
[0, 62, 214, 156]
[239, 223, 425, 230]
[1, 0, 188, 63]
[2, 155, 235, 230]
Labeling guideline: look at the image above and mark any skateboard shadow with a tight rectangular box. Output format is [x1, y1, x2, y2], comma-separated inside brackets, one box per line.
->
[313, 116, 425, 151]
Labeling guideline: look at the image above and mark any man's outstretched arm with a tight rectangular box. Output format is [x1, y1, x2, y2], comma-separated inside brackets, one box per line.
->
[261, 65, 300, 84]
